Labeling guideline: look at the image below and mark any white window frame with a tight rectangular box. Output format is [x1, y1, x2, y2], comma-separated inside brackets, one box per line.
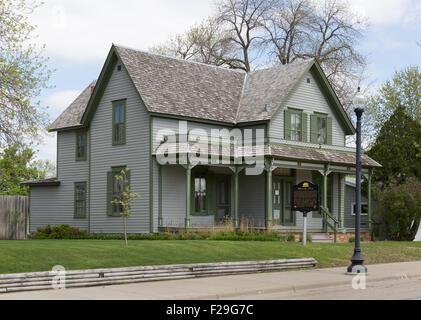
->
[351, 202, 368, 215]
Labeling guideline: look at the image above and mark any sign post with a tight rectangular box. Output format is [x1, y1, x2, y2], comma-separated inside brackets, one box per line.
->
[292, 181, 319, 246]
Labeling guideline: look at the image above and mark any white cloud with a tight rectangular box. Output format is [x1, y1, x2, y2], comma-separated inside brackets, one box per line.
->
[44, 90, 81, 113]
[350, 0, 413, 25]
[33, 131, 57, 164]
[30, 0, 213, 62]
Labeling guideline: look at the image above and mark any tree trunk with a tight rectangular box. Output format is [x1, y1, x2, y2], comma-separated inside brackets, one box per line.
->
[123, 216, 128, 247]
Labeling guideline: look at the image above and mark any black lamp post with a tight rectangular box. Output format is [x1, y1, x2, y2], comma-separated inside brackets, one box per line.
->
[347, 88, 367, 274]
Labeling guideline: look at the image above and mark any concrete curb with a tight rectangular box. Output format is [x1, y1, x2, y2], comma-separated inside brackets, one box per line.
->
[0, 258, 317, 294]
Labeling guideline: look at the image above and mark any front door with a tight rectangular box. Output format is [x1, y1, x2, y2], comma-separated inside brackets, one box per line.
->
[216, 175, 230, 222]
[272, 177, 295, 226]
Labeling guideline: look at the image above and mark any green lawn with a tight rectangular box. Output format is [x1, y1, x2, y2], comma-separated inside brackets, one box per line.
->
[0, 240, 421, 274]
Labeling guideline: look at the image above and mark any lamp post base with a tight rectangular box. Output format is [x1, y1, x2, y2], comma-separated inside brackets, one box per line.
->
[347, 249, 367, 274]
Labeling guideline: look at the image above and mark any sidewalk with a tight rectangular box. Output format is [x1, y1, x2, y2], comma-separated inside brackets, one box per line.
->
[1, 261, 421, 300]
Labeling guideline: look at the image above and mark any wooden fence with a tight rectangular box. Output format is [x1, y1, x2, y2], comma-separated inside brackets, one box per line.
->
[0, 196, 29, 240]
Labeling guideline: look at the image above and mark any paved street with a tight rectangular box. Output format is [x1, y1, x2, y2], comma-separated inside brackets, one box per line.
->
[1, 261, 421, 300]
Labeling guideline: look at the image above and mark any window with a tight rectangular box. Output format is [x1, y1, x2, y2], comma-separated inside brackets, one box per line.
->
[290, 113, 302, 141]
[107, 166, 129, 216]
[76, 131, 87, 161]
[317, 116, 327, 144]
[113, 100, 126, 145]
[311, 114, 332, 145]
[74, 182, 87, 218]
[352, 203, 368, 215]
[194, 174, 207, 213]
[285, 109, 307, 142]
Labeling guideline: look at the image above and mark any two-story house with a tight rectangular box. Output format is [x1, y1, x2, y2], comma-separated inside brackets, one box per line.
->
[24, 44, 381, 241]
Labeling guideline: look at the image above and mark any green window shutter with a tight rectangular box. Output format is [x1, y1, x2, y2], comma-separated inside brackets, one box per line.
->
[327, 117, 333, 145]
[284, 109, 291, 140]
[106, 171, 113, 216]
[126, 169, 131, 211]
[301, 113, 308, 142]
[310, 115, 318, 144]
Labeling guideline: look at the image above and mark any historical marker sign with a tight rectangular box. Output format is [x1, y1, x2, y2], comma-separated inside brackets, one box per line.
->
[292, 181, 319, 214]
[292, 181, 319, 246]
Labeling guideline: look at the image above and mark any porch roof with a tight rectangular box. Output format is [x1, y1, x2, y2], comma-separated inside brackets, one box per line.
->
[20, 178, 61, 187]
[153, 143, 381, 168]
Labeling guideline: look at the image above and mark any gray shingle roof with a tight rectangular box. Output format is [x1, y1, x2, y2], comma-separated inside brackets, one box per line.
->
[50, 46, 319, 130]
[115, 46, 246, 124]
[153, 142, 381, 168]
[21, 178, 60, 186]
[237, 60, 314, 122]
[49, 81, 96, 131]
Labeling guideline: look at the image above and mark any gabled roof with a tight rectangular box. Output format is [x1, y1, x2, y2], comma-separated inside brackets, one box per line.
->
[116, 45, 245, 124]
[237, 59, 314, 122]
[49, 44, 355, 134]
[50, 81, 96, 131]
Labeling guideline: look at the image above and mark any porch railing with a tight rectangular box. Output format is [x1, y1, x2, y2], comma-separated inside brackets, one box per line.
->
[321, 206, 339, 243]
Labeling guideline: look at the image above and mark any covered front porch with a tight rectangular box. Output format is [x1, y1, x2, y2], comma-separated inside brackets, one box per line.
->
[154, 153, 377, 241]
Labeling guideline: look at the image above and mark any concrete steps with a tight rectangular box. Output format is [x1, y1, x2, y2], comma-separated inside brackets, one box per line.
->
[0, 258, 317, 294]
[310, 233, 333, 243]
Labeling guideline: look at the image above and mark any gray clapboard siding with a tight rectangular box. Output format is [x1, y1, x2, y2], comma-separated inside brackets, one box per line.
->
[345, 184, 369, 229]
[152, 117, 266, 150]
[238, 172, 265, 227]
[29, 131, 89, 232]
[89, 59, 150, 234]
[269, 71, 345, 147]
[161, 165, 215, 228]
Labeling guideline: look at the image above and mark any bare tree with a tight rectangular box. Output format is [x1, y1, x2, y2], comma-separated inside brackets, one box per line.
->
[262, 0, 367, 107]
[150, 18, 236, 67]
[215, 0, 275, 72]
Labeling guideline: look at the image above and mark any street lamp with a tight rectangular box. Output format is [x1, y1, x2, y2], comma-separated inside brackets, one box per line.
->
[347, 87, 368, 274]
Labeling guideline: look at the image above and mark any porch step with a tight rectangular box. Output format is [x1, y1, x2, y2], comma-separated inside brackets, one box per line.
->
[310, 233, 333, 243]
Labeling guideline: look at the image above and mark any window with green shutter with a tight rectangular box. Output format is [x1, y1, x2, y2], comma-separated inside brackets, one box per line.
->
[74, 182, 87, 218]
[76, 131, 87, 161]
[284, 109, 307, 142]
[112, 100, 126, 145]
[310, 113, 332, 145]
[107, 166, 129, 217]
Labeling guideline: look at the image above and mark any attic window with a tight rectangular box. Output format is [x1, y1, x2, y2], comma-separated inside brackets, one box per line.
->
[306, 78, 311, 83]
[117, 65, 122, 72]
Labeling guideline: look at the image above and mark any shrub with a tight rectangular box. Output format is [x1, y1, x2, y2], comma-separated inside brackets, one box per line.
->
[299, 234, 312, 243]
[348, 236, 365, 243]
[286, 234, 295, 242]
[33, 224, 87, 239]
[374, 177, 421, 241]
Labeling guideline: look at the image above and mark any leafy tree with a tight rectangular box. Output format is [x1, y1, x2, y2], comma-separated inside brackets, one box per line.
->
[368, 66, 421, 133]
[110, 168, 141, 247]
[373, 177, 421, 241]
[0, 144, 49, 195]
[0, 0, 52, 147]
[366, 106, 421, 184]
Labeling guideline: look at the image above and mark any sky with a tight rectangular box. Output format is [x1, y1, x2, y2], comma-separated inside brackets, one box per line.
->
[27, 0, 421, 164]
